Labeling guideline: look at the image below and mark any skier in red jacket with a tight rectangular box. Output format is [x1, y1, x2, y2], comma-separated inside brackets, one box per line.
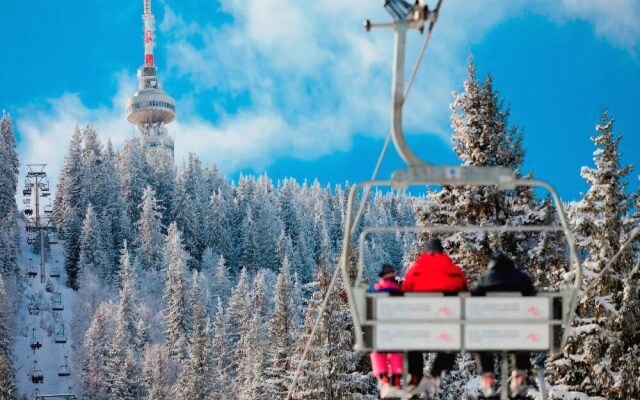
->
[401, 238, 468, 397]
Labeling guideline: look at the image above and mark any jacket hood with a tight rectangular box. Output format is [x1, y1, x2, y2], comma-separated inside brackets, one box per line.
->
[488, 252, 516, 272]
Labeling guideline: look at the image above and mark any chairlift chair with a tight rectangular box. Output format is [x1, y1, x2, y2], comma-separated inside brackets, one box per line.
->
[28, 303, 40, 315]
[27, 265, 38, 278]
[58, 356, 72, 377]
[30, 361, 44, 384]
[23, 188, 32, 196]
[52, 293, 64, 311]
[24, 208, 33, 216]
[30, 328, 43, 351]
[44, 204, 52, 215]
[23, 198, 30, 205]
[50, 266, 61, 278]
[332, 4, 582, 400]
[55, 324, 67, 344]
[30, 339, 42, 351]
[48, 231, 59, 244]
[27, 236, 36, 245]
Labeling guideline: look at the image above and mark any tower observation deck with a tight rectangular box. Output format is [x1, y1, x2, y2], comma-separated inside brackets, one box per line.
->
[126, 0, 176, 154]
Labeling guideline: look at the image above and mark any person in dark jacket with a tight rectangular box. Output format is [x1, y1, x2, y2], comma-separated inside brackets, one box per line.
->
[472, 251, 536, 398]
[401, 238, 468, 397]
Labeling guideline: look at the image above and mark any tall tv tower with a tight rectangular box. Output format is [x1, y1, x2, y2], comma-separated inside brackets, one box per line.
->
[126, 0, 176, 156]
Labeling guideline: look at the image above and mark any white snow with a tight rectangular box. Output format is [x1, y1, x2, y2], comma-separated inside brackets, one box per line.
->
[13, 218, 78, 398]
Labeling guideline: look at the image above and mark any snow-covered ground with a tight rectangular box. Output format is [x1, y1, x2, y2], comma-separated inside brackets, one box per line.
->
[14, 218, 78, 399]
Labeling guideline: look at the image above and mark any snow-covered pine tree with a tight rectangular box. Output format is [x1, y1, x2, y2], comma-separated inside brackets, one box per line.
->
[164, 222, 191, 361]
[80, 125, 108, 215]
[527, 195, 569, 290]
[53, 127, 85, 288]
[417, 56, 528, 278]
[291, 261, 375, 399]
[209, 189, 233, 265]
[172, 154, 211, 269]
[175, 281, 214, 400]
[0, 273, 16, 397]
[143, 344, 171, 400]
[78, 203, 112, 284]
[146, 142, 176, 227]
[276, 229, 305, 282]
[210, 254, 231, 308]
[252, 175, 282, 271]
[549, 111, 635, 399]
[135, 186, 165, 271]
[103, 139, 129, 265]
[236, 310, 271, 400]
[211, 297, 234, 399]
[119, 139, 150, 225]
[82, 301, 115, 399]
[225, 267, 251, 387]
[0, 353, 17, 400]
[53, 126, 82, 229]
[111, 348, 145, 400]
[111, 242, 141, 360]
[264, 255, 298, 398]
[0, 112, 20, 287]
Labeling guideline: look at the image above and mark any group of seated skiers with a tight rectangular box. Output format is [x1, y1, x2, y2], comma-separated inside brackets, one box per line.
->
[370, 238, 536, 399]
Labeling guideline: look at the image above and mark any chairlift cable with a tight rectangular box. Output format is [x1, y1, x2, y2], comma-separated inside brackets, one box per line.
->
[402, 0, 443, 104]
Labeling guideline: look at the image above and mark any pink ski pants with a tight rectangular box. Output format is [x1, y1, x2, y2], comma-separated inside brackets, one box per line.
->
[370, 352, 403, 377]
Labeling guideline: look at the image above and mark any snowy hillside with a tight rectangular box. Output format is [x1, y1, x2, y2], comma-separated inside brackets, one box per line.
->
[13, 218, 77, 399]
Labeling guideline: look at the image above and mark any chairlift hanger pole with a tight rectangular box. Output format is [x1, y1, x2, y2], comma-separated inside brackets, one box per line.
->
[365, 0, 443, 167]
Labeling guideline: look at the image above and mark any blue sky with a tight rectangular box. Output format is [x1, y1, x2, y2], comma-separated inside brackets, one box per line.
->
[1, 0, 638, 202]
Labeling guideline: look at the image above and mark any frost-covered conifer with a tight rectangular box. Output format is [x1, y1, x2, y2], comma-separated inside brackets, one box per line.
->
[81, 125, 109, 215]
[111, 348, 145, 400]
[144, 344, 170, 400]
[211, 298, 233, 399]
[418, 56, 528, 278]
[550, 111, 635, 399]
[135, 186, 165, 271]
[175, 291, 214, 400]
[119, 139, 150, 224]
[264, 256, 298, 397]
[209, 190, 233, 263]
[210, 255, 231, 308]
[82, 302, 115, 398]
[0, 353, 17, 399]
[291, 263, 374, 399]
[111, 242, 141, 360]
[226, 267, 251, 383]
[0, 113, 19, 286]
[78, 204, 112, 284]
[164, 222, 190, 360]
[0, 274, 16, 397]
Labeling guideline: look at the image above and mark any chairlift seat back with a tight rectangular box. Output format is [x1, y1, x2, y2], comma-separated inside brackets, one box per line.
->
[361, 291, 564, 353]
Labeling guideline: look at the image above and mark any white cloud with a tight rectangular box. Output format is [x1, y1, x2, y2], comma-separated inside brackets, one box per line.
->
[548, 0, 640, 50]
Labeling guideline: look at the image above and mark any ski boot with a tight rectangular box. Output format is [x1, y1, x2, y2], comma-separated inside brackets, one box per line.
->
[477, 372, 498, 399]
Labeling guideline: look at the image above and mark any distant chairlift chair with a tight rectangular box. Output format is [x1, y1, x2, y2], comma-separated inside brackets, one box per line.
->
[30, 328, 42, 351]
[58, 356, 72, 377]
[30, 361, 44, 384]
[50, 264, 61, 278]
[55, 324, 67, 344]
[28, 302, 40, 316]
[52, 292, 64, 311]
[27, 264, 38, 278]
